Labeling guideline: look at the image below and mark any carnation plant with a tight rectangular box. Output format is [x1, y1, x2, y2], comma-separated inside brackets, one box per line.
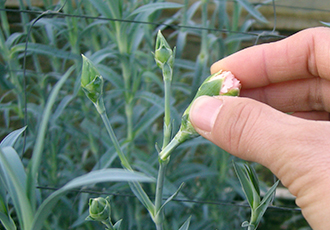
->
[81, 31, 243, 230]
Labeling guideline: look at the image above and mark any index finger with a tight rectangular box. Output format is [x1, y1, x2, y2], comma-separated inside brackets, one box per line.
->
[211, 27, 330, 88]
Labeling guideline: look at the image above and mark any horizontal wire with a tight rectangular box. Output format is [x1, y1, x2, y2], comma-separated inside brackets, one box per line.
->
[36, 185, 301, 212]
[0, 8, 285, 40]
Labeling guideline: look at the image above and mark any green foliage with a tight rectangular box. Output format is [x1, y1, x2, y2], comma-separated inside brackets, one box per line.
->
[233, 161, 279, 230]
[0, 0, 307, 229]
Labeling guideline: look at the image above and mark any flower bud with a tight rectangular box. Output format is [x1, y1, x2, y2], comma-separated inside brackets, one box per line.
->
[81, 55, 104, 104]
[154, 30, 176, 81]
[87, 197, 111, 222]
[159, 70, 241, 161]
[219, 71, 241, 96]
[180, 70, 241, 139]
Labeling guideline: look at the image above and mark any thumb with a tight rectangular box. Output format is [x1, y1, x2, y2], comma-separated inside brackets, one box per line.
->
[189, 95, 330, 229]
[189, 95, 298, 168]
[189, 95, 330, 186]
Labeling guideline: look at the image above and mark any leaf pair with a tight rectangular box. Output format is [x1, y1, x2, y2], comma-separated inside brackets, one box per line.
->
[233, 161, 279, 230]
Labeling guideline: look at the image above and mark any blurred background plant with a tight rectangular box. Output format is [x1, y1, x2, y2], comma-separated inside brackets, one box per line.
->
[0, 0, 314, 229]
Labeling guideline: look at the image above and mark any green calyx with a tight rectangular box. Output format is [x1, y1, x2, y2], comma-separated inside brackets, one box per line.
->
[87, 197, 111, 222]
[179, 70, 234, 139]
[154, 30, 176, 80]
[183, 71, 225, 117]
[81, 55, 104, 104]
[181, 70, 240, 132]
[159, 70, 240, 161]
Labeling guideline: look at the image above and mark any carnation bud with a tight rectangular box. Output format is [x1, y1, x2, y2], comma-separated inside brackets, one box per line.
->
[86, 197, 111, 222]
[81, 55, 104, 104]
[154, 30, 176, 81]
[159, 70, 241, 161]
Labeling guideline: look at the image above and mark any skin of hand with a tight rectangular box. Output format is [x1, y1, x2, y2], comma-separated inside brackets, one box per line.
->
[189, 27, 330, 230]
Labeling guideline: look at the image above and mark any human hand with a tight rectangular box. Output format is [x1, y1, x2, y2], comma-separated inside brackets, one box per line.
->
[189, 27, 330, 230]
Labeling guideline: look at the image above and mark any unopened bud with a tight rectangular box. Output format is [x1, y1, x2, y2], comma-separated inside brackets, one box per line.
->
[154, 30, 176, 81]
[81, 55, 104, 104]
[159, 70, 241, 160]
[181, 70, 241, 138]
[87, 197, 111, 222]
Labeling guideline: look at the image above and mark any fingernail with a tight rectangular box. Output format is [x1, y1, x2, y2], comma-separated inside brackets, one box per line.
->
[190, 96, 223, 132]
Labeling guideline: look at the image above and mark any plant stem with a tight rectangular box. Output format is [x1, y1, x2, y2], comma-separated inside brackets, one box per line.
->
[154, 159, 168, 230]
[200, 0, 209, 59]
[159, 130, 188, 161]
[102, 220, 114, 230]
[95, 99, 156, 223]
[99, 110, 132, 171]
[96, 97, 132, 170]
[155, 61, 173, 229]
[162, 78, 172, 149]
[125, 100, 134, 142]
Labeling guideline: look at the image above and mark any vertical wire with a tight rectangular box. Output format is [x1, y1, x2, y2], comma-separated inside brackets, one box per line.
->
[21, 1, 68, 157]
[254, 0, 277, 45]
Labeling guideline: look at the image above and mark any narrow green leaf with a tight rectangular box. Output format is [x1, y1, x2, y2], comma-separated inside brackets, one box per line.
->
[136, 91, 165, 109]
[241, 221, 249, 227]
[129, 181, 155, 218]
[0, 212, 16, 230]
[321, 21, 330, 27]
[32, 169, 154, 230]
[233, 161, 255, 208]
[130, 2, 183, 17]
[236, 0, 268, 23]
[133, 105, 164, 137]
[126, 22, 145, 53]
[92, 147, 118, 170]
[176, 31, 187, 58]
[135, 160, 193, 208]
[89, 0, 113, 18]
[69, 209, 89, 229]
[0, 146, 26, 189]
[0, 126, 27, 147]
[253, 180, 279, 226]
[245, 164, 260, 197]
[0, 175, 8, 213]
[225, 33, 256, 44]
[50, 95, 74, 123]
[113, 219, 122, 230]
[178, 216, 191, 230]
[186, 1, 202, 21]
[10, 43, 80, 60]
[26, 67, 75, 211]
[158, 183, 184, 216]
[0, 147, 33, 230]
[5, 32, 25, 48]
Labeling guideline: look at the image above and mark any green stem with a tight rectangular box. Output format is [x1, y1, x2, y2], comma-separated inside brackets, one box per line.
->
[154, 160, 168, 230]
[159, 135, 181, 161]
[162, 78, 172, 149]
[155, 60, 173, 229]
[120, 59, 134, 147]
[200, 0, 209, 58]
[99, 105, 132, 171]
[96, 99, 156, 223]
[101, 219, 114, 230]
[125, 101, 134, 142]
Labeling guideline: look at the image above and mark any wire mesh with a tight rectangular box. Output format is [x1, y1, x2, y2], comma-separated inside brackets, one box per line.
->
[1, 0, 325, 228]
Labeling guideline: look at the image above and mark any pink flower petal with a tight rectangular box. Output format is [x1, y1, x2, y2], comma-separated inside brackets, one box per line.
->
[218, 71, 241, 94]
